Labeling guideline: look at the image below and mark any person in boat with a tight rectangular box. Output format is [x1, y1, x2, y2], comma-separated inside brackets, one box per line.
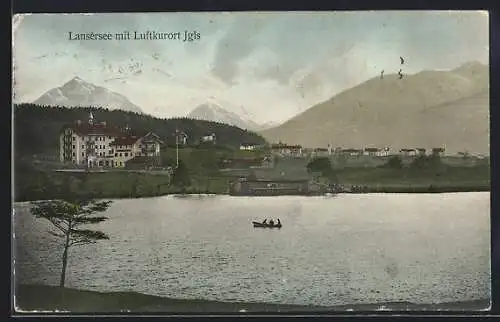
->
[262, 219, 267, 224]
[277, 218, 281, 226]
[269, 219, 275, 226]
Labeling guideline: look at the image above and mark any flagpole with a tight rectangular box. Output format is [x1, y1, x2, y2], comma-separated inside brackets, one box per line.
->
[176, 127, 179, 168]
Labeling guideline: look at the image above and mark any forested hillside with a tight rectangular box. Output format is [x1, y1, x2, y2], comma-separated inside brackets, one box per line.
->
[14, 104, 267, 157]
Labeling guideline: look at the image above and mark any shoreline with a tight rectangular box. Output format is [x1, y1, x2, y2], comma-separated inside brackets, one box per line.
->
[14, 284, 490, 313]
[13, 185, 490, 203]
[13, 188, 491, 203]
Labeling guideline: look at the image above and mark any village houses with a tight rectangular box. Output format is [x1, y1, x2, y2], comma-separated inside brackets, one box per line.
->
[59, 113, 164, 168]
[240, 143, 258, 151]
[201, 133, 216, 144]
[400, 147, 443, 157]
[363, 147, 391, 157]
[270, 143, 303, 157]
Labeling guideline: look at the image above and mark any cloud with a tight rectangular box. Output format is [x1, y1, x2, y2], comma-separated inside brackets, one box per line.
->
[12, 11, 489, 123]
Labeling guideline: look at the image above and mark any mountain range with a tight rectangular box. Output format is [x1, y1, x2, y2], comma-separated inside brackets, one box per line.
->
[29, 61, 490, 155]
[259, 61, 489, 155]
[187, 102, 277, 131]
[33, 77, 144, 114]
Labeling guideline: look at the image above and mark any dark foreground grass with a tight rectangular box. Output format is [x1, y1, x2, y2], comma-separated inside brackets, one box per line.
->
[14, 284, 490, 313]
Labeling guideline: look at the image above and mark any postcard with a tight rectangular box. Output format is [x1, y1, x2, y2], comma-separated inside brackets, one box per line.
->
[12, 11, 490, 314]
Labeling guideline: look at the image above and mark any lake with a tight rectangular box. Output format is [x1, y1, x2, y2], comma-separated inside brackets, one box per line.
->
[13, 193, 491, 308]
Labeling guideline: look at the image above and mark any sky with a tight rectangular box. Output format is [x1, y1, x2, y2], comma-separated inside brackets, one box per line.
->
[12, 11, 489, 124]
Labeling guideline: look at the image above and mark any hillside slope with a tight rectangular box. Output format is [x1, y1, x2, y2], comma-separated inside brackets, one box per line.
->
[260, 62, 489, 154]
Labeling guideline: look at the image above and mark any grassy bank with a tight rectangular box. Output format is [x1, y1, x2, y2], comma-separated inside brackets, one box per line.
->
[14, 161, 490, 202]
[14, 284, 490, 313]
[334, 165, 490, 193]
[14, 168, 230, 202]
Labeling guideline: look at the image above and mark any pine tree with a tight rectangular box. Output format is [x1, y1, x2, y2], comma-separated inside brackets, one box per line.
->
[29, 198, 112, 287]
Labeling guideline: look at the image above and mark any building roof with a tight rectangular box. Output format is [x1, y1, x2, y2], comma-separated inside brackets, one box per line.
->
[142, 132, 165, 144]
[364, 147, 381, 152]
[271, 143, 302, 149]
[63, 122, 123, 136]
[432, 147, 445, 151]
[109, 136, 141, 146]
[400, 148, 416, 152]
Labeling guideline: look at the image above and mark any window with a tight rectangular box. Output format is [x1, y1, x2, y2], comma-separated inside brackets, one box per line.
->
[82, 145, 85, 149]
[108, 136, 112, 140]
[72, 152, 75, 156]
[81, 152, 84, 156]
[115, 153, 118, 156]
[125, 152, 128, 157]
[72, 137, 75, 141]
[72, 145, 75, 149]
[119, 153, 123, 157]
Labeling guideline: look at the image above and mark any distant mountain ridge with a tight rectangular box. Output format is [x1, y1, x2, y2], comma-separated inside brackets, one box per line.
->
[187, 102, 275, 131]
[33, 77, 144, 114]
[260, 61, 489, 155]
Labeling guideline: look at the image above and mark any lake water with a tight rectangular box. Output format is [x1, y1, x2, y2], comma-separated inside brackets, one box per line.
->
[13, 193, 491, 307]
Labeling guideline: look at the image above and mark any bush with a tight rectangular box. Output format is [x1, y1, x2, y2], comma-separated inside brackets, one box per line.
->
[385, 156, 403, 169]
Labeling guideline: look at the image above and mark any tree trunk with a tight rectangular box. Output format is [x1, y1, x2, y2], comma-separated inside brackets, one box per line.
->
[59, 232, 71, 287]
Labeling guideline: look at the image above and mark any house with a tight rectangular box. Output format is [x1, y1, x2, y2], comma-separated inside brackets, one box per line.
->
[59, 113, 164, 168]
[313, 148, 330, 157]
[416, 148, 426, 156]
[363, 147, 384, 157]
[109, 135, 142, 168]
[240, 143, 257, 151]
[201, 133, 216, 144]
[400, 148, 417, 157]
[341, 148, 363, 156]
[270, 143, 303, 157]
[432, 147, 445, 157]
[380, 147, 391, 157]
[229, 166, 317, 196]
[175, 130, 188, 145]
[332, 147, 343, 155]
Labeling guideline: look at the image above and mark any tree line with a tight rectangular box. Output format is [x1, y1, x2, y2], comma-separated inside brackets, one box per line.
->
[14, 104, 267, 157]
